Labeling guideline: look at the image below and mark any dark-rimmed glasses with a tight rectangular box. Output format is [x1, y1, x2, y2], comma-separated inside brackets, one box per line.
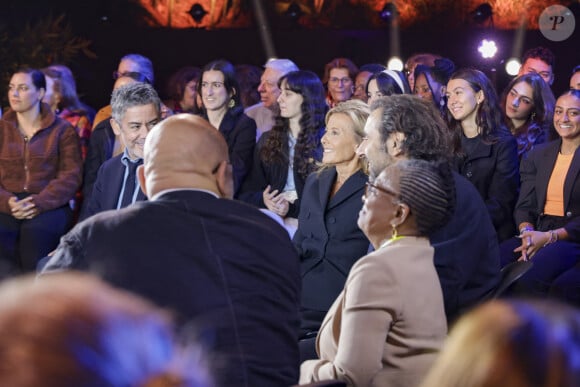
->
[365, 181, 399, 199]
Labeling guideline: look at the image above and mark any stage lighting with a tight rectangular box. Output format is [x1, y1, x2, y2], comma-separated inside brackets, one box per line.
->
[387, 57, 403, 71]
[505, 58, 521, 76]
[380, 3, 398, 22]
[188, 3, 208, 23]
[471, 3, 493, 24]
[285, 2, 303, 20]
[478, 39, 497, 59]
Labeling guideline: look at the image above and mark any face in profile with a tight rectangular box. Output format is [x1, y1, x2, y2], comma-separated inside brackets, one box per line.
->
[327, 68, 353, 103]
[112, 103, 159, 160]
[553, 93, 580, 141]
[358, 109, 398, 179]
[8, 72, 44, 114]
[277, 79, 303, 120]
[42, 75, 60, 112]
[505, 81, 534, 125]
[321, 113, 359, 167]
[181, 79, 198, 111]
[258, 67, 283, 109]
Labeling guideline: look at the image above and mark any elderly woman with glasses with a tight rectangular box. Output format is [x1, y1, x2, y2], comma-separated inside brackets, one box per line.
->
[300, 159, 455, 387]
[322, 57, 358, 108]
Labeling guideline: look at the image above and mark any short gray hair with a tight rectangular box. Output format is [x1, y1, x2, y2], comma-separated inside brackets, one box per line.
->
[111, 82, 161, 122]
[264, 59, 299, 76]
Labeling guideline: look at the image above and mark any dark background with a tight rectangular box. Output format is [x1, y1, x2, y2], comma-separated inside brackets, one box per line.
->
[1, 0, 578, 110]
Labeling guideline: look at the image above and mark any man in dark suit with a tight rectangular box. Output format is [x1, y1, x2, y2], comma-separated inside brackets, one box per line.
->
[43, 114, 301, 386]
[79, 81, 159, 221]
[358, 95, 501, 323]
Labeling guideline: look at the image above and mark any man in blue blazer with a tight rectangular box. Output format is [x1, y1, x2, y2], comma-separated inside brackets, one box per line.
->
[79, 82, 159, 221]
[358, 95, 501, 323]
[43, 114, 301, 386]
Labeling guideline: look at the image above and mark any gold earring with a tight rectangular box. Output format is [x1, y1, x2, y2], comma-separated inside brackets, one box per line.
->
[391, 224, 398, 240]
[228, 98, 235, 108]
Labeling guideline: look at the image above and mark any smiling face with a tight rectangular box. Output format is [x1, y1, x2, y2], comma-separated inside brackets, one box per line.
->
[553, 93, 580, 142]
[201, 70, 231, 112]
[327, 68, 353, 103]
[277, 79, 303, 120]
[357, 166, 401, 246]
[257, 67, 283, 109]
[8, 72, 44, 114]
[111, 103, 159, 160]
[505, 81, 534, 126]
[321, 113, 360, 167]
[446, 78, 482, 124]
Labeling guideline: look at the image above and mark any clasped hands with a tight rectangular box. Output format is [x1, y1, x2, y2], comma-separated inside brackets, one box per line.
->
[8, 196, 38, 220]
[263, 186, 289, 217]
[514, 229, 552, 262]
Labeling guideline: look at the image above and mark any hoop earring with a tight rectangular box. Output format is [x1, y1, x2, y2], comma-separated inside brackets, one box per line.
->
[228, 99, 235, 108]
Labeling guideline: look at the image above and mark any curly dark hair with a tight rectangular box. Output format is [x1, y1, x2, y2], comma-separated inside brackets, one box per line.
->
[501, 72, 556, 156]
[446, 68, 511, 145]
[260, 70, 327, 180]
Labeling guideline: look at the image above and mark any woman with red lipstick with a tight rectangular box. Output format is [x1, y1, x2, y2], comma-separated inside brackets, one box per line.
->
[446, 68, 520, 242]
[239, 70, 326, 222]
[501, 73, 555, 160]
[0, 68, 82, 274]
[500, 90, 580, 306]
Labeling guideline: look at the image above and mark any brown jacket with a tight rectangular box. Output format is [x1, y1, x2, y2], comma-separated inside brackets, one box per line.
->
[0, 104, 82, 214]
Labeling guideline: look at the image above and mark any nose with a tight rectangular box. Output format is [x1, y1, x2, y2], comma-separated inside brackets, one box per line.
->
[258, 82, 265, 93]
[321, 132, 329, 144]
[277, 93, 283, 104]
[512, 97, 519, 107]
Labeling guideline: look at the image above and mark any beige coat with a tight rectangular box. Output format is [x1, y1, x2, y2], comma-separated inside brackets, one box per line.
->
[300, 237, 447, 387]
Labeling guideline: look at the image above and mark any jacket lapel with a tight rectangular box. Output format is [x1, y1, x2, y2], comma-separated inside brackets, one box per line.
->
[564, 145, 580, 211]
[317, 168, 336, 210]
[327, 169, 367, 210]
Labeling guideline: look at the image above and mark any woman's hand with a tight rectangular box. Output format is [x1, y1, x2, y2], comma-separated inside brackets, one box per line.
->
[8, 196, 38, 220]
[263, 186, 289, 217]
[514, 230, 551, 261]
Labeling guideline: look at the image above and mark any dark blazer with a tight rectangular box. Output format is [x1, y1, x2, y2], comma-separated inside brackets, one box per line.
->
[78, 154, 146, 222]
[43, 190, 301, 387]
[431, 172, 501, 322]
[239, 130, 322, 218]
[82, 118, 116, 202]
[293, 168, 370, 335]
[459, 134, 520, 241]
[204, 107, 256, 196]
[515, 139, 580, 240]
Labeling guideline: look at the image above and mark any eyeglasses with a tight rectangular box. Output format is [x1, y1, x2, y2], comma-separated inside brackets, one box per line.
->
[112, 71, 151, 84]
[365, 181, 400, 199]
[201, 81, 224, 89]
[329, 77, 352, 85]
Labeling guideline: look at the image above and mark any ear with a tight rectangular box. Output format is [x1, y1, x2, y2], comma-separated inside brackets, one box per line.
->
[476, 90, 485, 105]
[137, 165, 147, 197]
[110, 118, 122, 136]
[389, 132, 406, 158]
[439, 85, 447, 97]
[215, 160, 234, 199]
[392, 202, 410, 227]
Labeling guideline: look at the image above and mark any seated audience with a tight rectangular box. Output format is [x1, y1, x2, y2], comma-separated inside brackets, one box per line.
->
[446, 68, 520, 242]
[501, 72, 555, 159]
[322, 58, 358, 107]
[413, 58, 455, 117]
[365, 69, 410, 105]
[500, 89, 580, 306]
[79, 82, 160, 221]
[358, 95, 500, 323]
[353, 63, 386, 103]
[404, 52, 441, 91]
[293, 100, 370, 357]
[43, 114, 301, 386]
[245, 58, 299, 140]
[0, 68, 82, 275]
[300, 159, 455, 386]
[235, 63, 262, 108]
[518, 46, 556, 86]
[240, 70, 325, 225]
[420, 299, 580, 387]
[163, 65, 201, 114]
[198, 59, 256, 196]
[0, 273, 209, 387]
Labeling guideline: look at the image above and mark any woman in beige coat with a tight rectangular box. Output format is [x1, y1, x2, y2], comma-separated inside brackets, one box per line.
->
[300, 159, 455, 386]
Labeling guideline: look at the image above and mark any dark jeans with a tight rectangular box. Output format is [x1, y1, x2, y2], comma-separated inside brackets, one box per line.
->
[0, 205, 72, 275]
[500, 236, 580, 306]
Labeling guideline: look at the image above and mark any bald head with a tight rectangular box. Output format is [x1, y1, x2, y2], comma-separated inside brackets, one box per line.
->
[139, 114, 233, 199]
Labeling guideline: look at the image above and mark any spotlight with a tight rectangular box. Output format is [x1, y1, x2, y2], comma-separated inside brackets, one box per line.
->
[478, 39, 497, 59]
[188, 3, 208, 23]
[379, 3, 398, 22]
[285, 2, 303, 20]
[505, 58, 521, 76]
[471, 3, 493, 24]
[387, 57, 403, 71]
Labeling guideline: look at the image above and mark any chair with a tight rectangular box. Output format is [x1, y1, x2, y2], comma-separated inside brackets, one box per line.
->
[491, 260, 534, 298]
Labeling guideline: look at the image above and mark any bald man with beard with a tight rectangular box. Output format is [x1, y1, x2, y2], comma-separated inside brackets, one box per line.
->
[42, 114, 301, 387]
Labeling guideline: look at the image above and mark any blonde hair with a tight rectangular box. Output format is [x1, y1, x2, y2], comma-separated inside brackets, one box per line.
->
[0, 273, 209, 387]
[420, 300, 580, 387]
